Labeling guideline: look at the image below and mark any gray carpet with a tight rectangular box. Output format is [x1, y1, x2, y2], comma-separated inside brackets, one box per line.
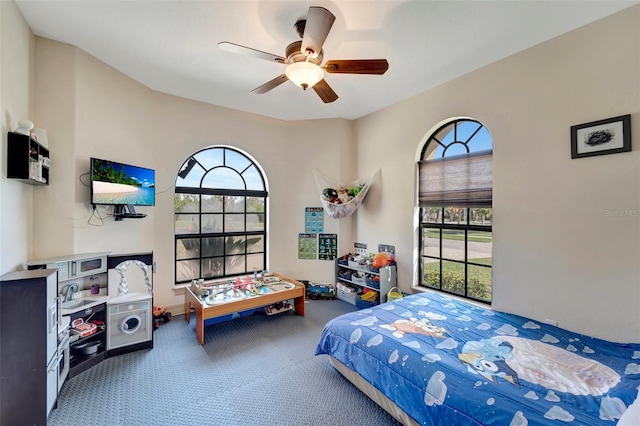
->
[47, 299, 402, 426]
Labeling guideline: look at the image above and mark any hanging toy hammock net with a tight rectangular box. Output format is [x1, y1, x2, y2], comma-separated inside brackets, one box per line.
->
[313, 169, 380, 219]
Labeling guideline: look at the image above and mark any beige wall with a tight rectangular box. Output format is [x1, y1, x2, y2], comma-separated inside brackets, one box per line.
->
[32, 39, 355, 311]
[0, 0, 34, 273]
[32, 38, 76, 258]
[355, 6, 640, 343]
[2, 2, 639, 342]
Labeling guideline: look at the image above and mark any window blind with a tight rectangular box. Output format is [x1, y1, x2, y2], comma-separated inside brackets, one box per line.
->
[418, 149, 492, 207]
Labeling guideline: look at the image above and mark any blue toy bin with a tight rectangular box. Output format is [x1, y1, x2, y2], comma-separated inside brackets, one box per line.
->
[366, 276, 380, 289]
[356, 295, 378, 309]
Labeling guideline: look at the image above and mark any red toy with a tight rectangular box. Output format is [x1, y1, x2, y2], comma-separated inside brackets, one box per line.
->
[153, 306, 172, 330]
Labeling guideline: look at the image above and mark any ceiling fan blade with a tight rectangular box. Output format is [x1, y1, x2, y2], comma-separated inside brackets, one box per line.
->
[324, 59, 389, 75]
[301, 7, 335, 58]
[251, 74, 289, 94]
[312, 79, 338, 103]
[218, 41, 286, 64]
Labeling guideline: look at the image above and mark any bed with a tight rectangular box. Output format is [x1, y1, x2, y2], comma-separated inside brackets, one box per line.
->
[315, 291, 640, 425]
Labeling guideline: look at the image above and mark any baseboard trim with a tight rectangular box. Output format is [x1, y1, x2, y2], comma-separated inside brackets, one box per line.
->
[161, 302, 186, 317]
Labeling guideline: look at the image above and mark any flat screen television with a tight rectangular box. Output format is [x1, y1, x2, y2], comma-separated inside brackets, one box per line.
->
[90, 158, 155, 207]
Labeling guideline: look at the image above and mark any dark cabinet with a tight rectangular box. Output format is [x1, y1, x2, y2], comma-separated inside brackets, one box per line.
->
[0, 270, 59, 425]
[7, 131, 50, 185]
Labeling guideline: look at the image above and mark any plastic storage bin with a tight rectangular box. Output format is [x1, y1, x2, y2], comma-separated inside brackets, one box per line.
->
[351, 272, 366, 285]
[338, 269, 352, 280]
[356, 294, 378, 309]
[348, 260, 371, 271]
[337, 286, 357, 305]
[366, 275, 380, 289]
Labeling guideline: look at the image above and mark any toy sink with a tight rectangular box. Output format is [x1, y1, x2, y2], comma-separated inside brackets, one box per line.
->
[61, 298, 98, 309]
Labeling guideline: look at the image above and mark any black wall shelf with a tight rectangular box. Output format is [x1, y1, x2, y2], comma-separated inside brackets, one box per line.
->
[113, 204, 147, 221]
[7, 131, 50, 185]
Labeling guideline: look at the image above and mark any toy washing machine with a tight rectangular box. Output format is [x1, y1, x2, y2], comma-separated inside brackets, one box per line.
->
[107, 299, 152, 352]
[107, 253, 154, 357]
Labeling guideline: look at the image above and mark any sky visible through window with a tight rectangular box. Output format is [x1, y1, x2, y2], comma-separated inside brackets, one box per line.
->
[176, 148, 264, 190]
[432, 121, 492, 158]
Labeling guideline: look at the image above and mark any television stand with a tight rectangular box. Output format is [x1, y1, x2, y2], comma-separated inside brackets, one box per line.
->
[114, 204, 147, 221]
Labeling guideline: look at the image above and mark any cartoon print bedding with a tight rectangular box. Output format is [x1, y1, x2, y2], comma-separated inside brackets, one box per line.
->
[315, 291, 640, 425]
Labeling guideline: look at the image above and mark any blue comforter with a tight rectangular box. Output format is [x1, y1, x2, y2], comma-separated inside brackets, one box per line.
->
[316, 291, 640, 425]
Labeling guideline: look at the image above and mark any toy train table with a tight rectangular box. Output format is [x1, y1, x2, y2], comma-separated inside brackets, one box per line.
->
[184, 273, 306, 344]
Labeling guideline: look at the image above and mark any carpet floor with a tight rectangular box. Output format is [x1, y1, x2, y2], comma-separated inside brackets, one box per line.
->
[47, 299, 402, 426]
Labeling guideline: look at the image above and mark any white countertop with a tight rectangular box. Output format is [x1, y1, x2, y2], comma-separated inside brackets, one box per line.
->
[26, 251, 111, 266]
[107, 292, 153, 305]
[60, 291, 154, 316]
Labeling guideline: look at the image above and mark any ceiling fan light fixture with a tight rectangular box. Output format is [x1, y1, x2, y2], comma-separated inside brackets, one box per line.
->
[285, 61, 324, 90]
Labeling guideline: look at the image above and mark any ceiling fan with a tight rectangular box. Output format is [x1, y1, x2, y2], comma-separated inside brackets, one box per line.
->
[218, 6, 389, 103]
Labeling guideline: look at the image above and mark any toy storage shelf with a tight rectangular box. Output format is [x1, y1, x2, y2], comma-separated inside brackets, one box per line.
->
[335, 256, 396, 305]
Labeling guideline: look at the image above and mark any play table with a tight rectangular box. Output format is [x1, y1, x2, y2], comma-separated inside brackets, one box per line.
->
[184, 273, 306, 344]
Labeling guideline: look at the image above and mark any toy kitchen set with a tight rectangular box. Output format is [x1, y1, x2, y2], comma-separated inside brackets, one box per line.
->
[0, 251, 154, 425]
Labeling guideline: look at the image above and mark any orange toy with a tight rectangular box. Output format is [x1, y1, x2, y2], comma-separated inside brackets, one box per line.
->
[153, 306, 172, 330]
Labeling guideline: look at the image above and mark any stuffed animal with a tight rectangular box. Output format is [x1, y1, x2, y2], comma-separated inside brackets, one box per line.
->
[322, 187, 337, 200]
[336, 188, 352, 204]
[322, 187, 339, 203]
[347, 185, 364, 197]
[372, 252, 393, 268]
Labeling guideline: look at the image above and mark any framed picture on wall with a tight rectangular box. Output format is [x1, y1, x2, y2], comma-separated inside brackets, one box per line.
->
[571, 114, 631, 159]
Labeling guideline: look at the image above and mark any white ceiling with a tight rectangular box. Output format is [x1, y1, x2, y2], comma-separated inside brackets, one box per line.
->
[16, 1, 637, 121]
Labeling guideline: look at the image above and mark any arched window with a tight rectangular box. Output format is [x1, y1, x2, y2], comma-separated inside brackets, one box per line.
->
[418, 118, 492, 302]
[174, 147, 267, 284]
